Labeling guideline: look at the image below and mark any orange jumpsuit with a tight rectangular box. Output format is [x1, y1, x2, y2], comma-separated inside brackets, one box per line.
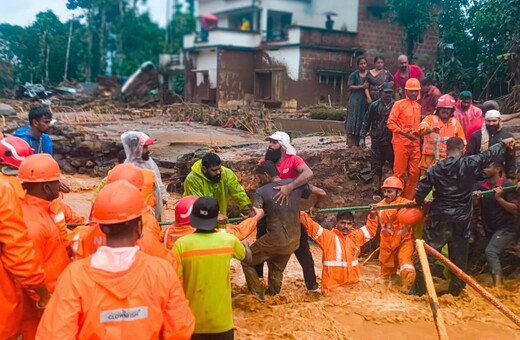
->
[0, 181, 46, 340]
[300, 212, 377, 293]
[0, 172, 25, 198]
[141, 168, 157, 208]
[21, 194, 72, 339]
[417, 115, 466, 175]
[161, 217, 259, 250]
[50, 195, 87, 249]
[387, 97, 422, 199]
[36, 252, 195, 339]
[367, 196, 416, 287]
[71, 210, 177, 268]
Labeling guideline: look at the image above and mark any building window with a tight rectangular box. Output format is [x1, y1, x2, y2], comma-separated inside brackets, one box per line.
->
[319, 73, 344, 90]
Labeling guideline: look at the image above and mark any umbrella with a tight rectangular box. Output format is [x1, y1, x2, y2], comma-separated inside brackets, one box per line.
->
[201, 13, 218, 21]
[322, 11, 338, 17]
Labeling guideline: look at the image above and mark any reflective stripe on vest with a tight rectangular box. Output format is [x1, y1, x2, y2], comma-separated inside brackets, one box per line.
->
[360, 225, 371, 241]
[313, 225, 324, 239]
[423, 117, 459, 158]
[323, 259, 359, 267]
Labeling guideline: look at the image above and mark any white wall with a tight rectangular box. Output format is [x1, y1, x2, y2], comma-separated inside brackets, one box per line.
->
[198, 0, 359, 32]
[265, 47, 301, 81]
[195, 50, 218, 88]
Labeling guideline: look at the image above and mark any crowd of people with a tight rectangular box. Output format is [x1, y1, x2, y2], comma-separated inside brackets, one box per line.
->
[1, 59, 519, 338]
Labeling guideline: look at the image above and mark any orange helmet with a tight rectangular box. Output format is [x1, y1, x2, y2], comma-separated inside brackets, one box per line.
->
[17, 154, 65, 183]
[106, 163, 144, 189]
[381, 176, 404, 190]
[91, 180, 148, 225]
[397, 207, 425, 225]
[436, 94, 456, 110]
[0, 136, 32, 168]
[404, 78, 421, 91]
[175, 196, 199, 226]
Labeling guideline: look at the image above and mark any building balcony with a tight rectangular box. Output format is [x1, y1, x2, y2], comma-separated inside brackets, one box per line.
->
[184, 28, 263, 50]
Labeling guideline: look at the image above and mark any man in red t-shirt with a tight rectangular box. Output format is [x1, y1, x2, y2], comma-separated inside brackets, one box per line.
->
[257, 131, 319, 292]
[393, 55, 424, 99]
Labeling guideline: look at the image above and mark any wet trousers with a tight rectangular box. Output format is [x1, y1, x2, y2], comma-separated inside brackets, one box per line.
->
[243, 252, 292, 296]
[419, 154, 436, 177]
[371, 142, 394, 192]
[255, 222, 317, 290]
[410, 217, 470, 297]
[379, 240, 416, 287]
[392, 143, 420, 200]
[485, 229, 516, 275]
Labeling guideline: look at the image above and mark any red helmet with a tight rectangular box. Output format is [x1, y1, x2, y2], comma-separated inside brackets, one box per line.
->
[0, 137, 33, 168]
[436, 94, 456, 110]
[175, 196, 199, 226]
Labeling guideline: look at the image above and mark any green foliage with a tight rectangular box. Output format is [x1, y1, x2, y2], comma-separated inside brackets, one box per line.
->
[309, 107, 345, 121]
[433, 0, 520, 99]
[386, 0, 436, 61]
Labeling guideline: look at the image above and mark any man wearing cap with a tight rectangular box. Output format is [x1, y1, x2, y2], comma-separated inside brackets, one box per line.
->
[259, 131, 319, 292]
[174, 196, 252, 339]
[387, 78, 422, 199]
[466, 109, 516, 179]
[17, 153, 71, 338]
[14, 106, 54, 154]
[121, 130, 168, 222]
[393, 55, 424, 99]
[360, 82, 396, 199]
[453, 91, 482, 135]
[37, 181, 195, 339]
[183, 152, 252, 225]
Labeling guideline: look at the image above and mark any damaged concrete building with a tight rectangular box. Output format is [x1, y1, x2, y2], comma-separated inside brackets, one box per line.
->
[181, 0, 438, 110]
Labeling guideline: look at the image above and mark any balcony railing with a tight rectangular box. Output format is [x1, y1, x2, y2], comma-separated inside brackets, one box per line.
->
[184, 28, 262, 49]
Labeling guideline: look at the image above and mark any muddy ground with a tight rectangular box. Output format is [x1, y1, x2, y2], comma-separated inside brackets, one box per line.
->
[59, 126, 520, 339]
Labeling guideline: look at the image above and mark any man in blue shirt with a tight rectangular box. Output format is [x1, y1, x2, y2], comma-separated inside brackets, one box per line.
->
[14, 106, 53, 154]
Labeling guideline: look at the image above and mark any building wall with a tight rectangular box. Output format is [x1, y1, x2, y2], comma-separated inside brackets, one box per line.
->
[217, 49, 255, 108]
[265, 47, 301, 81]
[356, 0, 438, 73]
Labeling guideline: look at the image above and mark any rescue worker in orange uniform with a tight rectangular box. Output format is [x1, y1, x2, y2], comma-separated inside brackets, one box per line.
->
[0, 179, 51, 339]
[72, 163, 176, 266]
[36, 180, 195, 339]
[387, 78, 422, 199]
[161, 195, 264, 250]
[0, 136, 32, 197]
[17, 153, 71, 339]
[367, 176, 416, 288]
[417, 94, 466, 176]
[299, 210, 378, 293]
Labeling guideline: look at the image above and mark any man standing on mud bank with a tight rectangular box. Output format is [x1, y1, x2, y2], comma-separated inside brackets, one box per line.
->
[15, 106, 54, 155]
[410, 136, 516, 297]
[257, 131, 320, 292]
[387, 78, 422, 200]
[242, 161, 325, 299]
[183, 152, 253, 225]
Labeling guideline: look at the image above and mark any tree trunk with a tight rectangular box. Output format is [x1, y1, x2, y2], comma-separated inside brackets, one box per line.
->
[45, 45, 50, 84]
[64, 18, 73, 82]
[99, 4, 106, 76]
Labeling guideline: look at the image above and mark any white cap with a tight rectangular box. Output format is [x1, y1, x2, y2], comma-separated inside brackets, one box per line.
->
[265, 131, 296, 155]
[485, 109, 501, 119]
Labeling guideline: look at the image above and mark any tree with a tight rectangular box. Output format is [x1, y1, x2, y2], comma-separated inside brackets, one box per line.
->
[386, 0, 437, 62]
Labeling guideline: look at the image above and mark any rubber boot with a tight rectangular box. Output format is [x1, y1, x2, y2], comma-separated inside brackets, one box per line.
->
[492, 273, 503, 288]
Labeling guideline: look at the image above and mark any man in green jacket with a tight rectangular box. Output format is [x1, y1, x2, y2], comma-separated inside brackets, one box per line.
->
[183, 153, 252, 224]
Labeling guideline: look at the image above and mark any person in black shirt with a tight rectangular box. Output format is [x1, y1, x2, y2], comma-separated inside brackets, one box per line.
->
[360, 82, 395, 199]
[473, 162, 519, 287]
[409, 136, 516, 297]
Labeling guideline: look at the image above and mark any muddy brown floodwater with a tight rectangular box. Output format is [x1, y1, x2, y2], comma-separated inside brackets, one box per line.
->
[63, 175, 520, 340]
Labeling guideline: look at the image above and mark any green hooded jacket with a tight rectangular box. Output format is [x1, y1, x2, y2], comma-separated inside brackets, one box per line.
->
[183, 160, 251, 216]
